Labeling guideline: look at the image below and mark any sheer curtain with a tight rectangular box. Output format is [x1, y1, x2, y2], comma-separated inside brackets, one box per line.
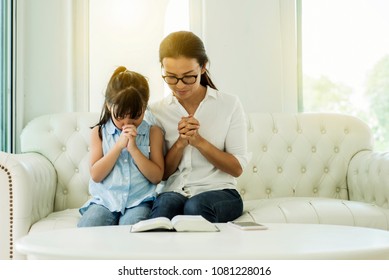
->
[89, 0, 190, 112]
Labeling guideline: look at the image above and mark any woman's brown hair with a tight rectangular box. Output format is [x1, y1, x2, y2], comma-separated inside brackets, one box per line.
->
[159, 31, 217, 90]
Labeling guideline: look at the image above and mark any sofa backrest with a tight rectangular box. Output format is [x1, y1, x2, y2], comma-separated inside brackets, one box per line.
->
[20, 112, 373, 211]
[21, 113, 99, 211]
[236, 113, 373, 202]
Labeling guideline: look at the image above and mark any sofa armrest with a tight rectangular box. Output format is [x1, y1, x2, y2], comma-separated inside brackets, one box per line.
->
[348, 150, 389, 208]
[0, 151, 57, 259]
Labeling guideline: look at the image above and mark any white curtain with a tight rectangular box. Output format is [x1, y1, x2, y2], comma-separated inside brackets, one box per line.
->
[89, 0, 191, 112]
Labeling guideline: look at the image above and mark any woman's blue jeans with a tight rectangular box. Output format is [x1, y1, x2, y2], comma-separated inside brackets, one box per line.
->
[77, 201, 152, 227]
[150, 189, 243, 222]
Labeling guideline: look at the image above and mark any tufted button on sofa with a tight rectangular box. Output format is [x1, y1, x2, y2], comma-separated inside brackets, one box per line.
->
[1, 112, 389, 259]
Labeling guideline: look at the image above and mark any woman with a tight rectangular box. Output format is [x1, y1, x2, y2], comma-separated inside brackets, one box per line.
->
[149, 31, 248, 222]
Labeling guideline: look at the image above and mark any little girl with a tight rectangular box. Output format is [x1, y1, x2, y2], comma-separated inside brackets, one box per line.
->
[78, 66, 164, 227]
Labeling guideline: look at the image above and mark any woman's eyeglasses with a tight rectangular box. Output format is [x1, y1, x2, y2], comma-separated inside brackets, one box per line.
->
[162, 74, 199, 85]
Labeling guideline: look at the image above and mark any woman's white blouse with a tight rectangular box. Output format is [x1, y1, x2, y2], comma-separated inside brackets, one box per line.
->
[149, 87, 249, 197]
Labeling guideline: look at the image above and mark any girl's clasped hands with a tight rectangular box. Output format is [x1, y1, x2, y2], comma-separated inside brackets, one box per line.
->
[118, 124, 138, 151]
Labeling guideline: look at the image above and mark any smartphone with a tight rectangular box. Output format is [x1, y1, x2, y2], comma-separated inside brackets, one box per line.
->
[228, 221, 268, 230]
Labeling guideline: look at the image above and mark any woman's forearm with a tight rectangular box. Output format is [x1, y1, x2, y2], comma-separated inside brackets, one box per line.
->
[163, 139, 186, 180]
[195, 137, 243, 177]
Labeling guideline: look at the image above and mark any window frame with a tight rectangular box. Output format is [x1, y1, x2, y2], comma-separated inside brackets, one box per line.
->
[0, 0, 15, 153]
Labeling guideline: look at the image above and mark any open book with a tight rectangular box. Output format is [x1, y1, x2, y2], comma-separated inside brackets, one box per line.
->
[130, 215, 219, 232]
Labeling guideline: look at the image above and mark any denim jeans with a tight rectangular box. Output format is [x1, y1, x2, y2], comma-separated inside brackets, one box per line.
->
[149, 189, 243, 223]
[77, 201, 152, 227]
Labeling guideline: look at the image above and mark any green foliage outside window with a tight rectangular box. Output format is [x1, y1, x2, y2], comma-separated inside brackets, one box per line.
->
[303, 55, 389, 151]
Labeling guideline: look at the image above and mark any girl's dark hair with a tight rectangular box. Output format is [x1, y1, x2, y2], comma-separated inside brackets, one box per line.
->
[93, 66, 149, 137]
[159, 31, 217, 90]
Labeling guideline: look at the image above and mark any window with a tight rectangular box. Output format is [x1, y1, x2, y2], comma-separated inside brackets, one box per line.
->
[299, 0, 389, 151]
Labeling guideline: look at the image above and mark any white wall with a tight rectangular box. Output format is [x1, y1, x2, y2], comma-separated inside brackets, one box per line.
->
[202, 0, 297, 113]
[15, 0, 297, 151]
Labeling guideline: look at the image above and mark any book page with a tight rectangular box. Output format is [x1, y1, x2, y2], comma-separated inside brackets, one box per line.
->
[171, 215, 219, 232]
[130, 217, 173, 232]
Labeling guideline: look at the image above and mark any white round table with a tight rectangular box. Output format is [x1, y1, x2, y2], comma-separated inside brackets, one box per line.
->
[15, 223, 389, 259]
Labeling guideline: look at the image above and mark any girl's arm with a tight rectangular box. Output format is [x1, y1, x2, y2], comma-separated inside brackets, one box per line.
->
[127, 126, 164, 184]
[89, 126, 127, 182]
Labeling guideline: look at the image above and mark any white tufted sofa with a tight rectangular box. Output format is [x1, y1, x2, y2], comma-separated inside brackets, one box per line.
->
[1, 112, 389, 259]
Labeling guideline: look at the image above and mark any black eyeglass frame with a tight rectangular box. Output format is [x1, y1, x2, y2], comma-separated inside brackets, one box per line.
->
[161, 73, 200, 85]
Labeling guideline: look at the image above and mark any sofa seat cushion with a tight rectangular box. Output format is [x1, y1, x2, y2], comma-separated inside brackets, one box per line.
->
[29, 209, 81, 234]
[238, 197, 389, 230]
[28, 197, 389, 234]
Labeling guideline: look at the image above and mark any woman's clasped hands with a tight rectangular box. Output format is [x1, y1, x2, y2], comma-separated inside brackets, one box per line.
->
[177, 114, 202, 147]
